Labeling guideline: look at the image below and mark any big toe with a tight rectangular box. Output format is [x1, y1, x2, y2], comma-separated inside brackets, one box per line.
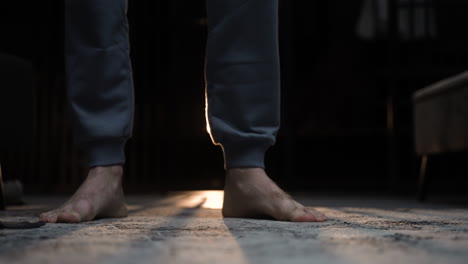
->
[290, 208, 327, 222]
[40, 210, 82, 223]
[57, 211, 82, 223]
[39, 212, 48, 221]
[41, 212, 59, 223]
[305, 208, 328, 221]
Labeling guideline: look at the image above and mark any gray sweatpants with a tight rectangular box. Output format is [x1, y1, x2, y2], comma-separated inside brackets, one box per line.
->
[65, 0, 280, 169]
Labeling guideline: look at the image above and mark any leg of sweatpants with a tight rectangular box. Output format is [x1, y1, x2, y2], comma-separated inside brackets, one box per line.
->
[205, 0, 280, 169]
[65, 0, 134, 167]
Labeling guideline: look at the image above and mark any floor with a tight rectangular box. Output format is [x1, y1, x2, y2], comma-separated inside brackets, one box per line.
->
[1, 191, 467, 264]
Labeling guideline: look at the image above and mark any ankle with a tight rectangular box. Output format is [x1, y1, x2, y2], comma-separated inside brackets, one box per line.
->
[226, 167, 264, 178]
[90, 165, 123, 176]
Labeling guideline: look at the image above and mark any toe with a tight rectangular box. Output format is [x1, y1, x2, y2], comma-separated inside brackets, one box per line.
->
[289, 208, 316, 222]
[45, 214, 58, 223]
[40, 210, 56, 222]
[290, 208, 328, 222]
[39, 212, 48, 220]
[305, 208, 328, 221]
[291, 212, 320, 222]
[57, 211, 82, 223]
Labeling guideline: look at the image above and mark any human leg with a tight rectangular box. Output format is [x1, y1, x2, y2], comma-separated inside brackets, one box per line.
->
[40, 0, 133, 223]
[205, 0, 327, 222]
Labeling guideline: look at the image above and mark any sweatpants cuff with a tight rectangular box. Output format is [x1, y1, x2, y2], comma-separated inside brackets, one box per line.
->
[85, 138, 127, 167]
[222, 142, 268, 169]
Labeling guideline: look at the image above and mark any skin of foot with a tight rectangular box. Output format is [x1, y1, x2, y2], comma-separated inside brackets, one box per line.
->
[39, 165, 127, 223]
[222, 168, 328, 222]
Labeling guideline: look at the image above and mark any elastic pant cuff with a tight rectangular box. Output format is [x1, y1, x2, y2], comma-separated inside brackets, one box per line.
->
[222, 142, 268, 169]
[85, 138, 127, 167]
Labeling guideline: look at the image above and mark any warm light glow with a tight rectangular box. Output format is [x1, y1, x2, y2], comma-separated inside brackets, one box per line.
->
[204, 88, 214, 140]
[174, 190, 224, 209]
[201, 190, 224, 209]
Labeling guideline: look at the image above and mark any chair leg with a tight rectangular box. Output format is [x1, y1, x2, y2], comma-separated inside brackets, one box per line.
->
[418, 155, 429, 202]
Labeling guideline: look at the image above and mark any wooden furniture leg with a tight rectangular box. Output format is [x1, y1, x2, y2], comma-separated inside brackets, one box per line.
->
[0, 163, 5, 210]
[417, 155, 429, 202]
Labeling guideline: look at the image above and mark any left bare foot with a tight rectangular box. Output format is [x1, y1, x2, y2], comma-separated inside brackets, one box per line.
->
[222, 168, 327, 222]
[39, 165, 127, 223]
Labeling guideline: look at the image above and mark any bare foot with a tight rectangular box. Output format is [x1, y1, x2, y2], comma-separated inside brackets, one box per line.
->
[222, 168, 327, 222]
[39, 165, 127, 223]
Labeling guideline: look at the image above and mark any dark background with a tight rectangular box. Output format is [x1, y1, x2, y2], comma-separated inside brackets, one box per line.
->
[0, 0, 467, 196]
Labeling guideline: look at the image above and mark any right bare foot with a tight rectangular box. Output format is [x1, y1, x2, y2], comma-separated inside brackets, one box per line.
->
[222, 168, 327, 222]
[39, 165, 128, 223]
